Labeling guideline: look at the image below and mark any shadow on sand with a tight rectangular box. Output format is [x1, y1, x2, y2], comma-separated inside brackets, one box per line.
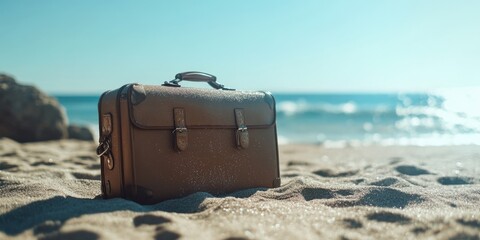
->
[0, 188, 266, 236]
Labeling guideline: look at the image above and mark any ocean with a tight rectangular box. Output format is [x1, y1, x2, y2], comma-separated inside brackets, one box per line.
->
[56, 90, 480, 146]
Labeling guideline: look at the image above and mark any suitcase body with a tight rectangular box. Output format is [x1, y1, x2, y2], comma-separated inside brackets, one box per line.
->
[97, 72, 280, 204]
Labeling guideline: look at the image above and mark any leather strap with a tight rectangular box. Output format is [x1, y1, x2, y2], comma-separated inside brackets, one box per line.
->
[173, 108, 188, 151]
[101, 114, 112, 135]
[98, 113, 114, 170]
[235, 109, 249, 149]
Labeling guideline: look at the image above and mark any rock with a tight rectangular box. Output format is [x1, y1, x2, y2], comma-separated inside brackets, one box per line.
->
[0, 74, 68, 142]
[68, 125, 94, 141]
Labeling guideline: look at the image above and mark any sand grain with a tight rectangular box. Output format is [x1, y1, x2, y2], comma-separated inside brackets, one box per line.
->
[0, 139, 479, 239]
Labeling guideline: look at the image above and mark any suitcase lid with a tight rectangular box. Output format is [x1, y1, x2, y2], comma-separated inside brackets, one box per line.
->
[128, 84, 276, 129]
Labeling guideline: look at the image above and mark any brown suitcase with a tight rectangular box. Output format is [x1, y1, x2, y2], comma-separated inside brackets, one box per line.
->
[97, 72, 280, 204]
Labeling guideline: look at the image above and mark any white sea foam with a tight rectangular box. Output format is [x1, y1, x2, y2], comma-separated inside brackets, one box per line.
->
[341, 101, 357, 114]
[277, 135, 290, 145]
[276, 100, 361, 116]
[278, 133, 480, 148]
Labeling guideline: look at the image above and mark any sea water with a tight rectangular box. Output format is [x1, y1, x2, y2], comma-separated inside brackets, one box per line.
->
[56, 90, 480, 146]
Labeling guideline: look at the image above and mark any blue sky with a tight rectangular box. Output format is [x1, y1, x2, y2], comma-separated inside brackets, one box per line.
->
[1, 1, 479, 93]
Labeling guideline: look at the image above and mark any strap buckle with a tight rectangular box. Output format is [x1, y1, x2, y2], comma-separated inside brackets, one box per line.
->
[237, 126, 248, 132]
[96, 139, 110, 157]
[172, 127, 187, 134]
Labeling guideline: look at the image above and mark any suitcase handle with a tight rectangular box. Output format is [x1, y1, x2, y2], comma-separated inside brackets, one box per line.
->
[163, 71, 234, 90]
[176, 71, 216, 82]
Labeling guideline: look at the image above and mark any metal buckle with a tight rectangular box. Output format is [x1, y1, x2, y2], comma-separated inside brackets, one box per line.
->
[237, 126, 248, 132]
[96, 140, 110, 157]
[163, 79, 181, 87]
[172, 127, 188, 134]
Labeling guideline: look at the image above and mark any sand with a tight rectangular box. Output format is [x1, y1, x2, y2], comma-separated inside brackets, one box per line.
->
[0, 138, 479, 240]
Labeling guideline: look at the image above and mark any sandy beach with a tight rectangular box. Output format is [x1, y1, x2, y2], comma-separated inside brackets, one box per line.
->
[0, 138, 479, 240]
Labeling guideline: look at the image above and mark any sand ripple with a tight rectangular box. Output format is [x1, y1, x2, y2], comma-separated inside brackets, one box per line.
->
[0, 139, 479, 239]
